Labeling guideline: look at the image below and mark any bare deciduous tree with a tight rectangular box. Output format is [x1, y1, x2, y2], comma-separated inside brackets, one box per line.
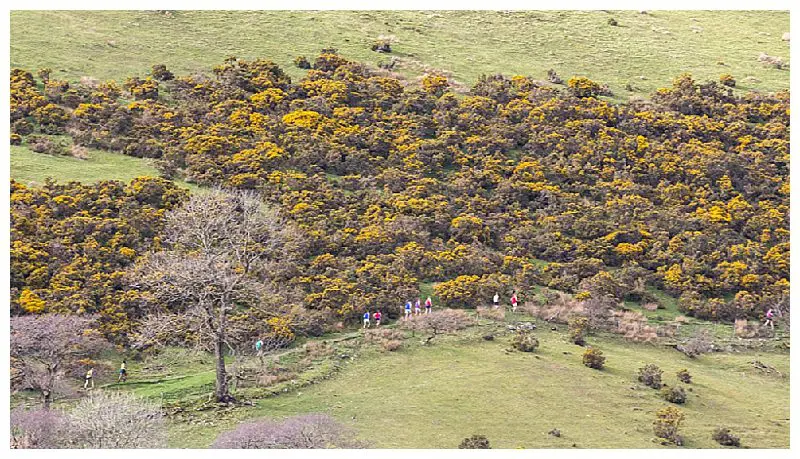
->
[129, 188, 297, 402]
[212, 414, 365, 449]
[65, 391, 167, 448]
[10, 314, 109, 407]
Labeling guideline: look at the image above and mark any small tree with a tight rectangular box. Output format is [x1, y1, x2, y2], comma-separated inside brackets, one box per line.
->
[212, 414, 364, 448]
[10, 314, 109, 407]
[459, 434, 490, 449]
[582, 347, 606, 369]
[676, 369, 692, 384]
[65, 391, 167, 448]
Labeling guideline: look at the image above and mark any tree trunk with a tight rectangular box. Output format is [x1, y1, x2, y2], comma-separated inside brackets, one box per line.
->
[214, 304, 234, 403]
[42, 365, 56, 408]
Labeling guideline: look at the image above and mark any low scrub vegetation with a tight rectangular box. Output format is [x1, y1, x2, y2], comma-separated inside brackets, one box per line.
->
[11, 391, 166, 448]
[638, 364, 664, 389]
[364, 328, 405, 352]
[582, 347, 606, 369]
[401, 309, 473, 344]
[459, 434, 491, 449]
[711, 426, 741, 447]
[653, 406, 685, 446]
[212, 414, 364, 449]
[677, 330, 713, 358]
[661, 386, 687, 404]
[510, 330, 539, 352]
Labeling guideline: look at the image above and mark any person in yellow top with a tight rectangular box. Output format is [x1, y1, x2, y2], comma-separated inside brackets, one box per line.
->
[84, 367, 94, 389]
[118, 360, 127, 383]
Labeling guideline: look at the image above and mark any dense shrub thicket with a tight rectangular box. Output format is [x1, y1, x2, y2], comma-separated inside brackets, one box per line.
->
[10, 177, 188, 339]
[9, 50, 790, 343]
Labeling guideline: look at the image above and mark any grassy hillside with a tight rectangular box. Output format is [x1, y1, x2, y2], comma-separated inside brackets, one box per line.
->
[10, 144, 198, 191]
[10, 10, 790, 100]
[46, 319, 785, 449]
[239, 337, 787, 449]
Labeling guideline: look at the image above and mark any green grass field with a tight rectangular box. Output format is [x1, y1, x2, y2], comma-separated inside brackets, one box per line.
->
[10, 10, 789, 100]
[10, 144, 198, 191]
[166, 326, 788, 448]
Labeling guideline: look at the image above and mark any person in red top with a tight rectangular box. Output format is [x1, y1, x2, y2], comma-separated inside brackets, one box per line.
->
[511, 291, 518, 313]
[424, 297, 432, 314]
[374, 310, 382, 327]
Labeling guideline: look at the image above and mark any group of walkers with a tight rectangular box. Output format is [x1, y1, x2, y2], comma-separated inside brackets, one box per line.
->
[362, 291, 520, 328]
[363, 296, 434, 328]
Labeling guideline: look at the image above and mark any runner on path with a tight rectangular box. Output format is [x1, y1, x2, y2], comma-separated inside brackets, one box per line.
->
[117, 360, 127, 383]
[764, 308, 775, 330]
[84, 367, 94, 389]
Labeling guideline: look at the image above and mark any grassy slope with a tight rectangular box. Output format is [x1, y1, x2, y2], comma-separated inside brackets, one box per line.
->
[157, 326, 788, 449]
[10, 10, 789, 100]
[10, 144, 198, 191]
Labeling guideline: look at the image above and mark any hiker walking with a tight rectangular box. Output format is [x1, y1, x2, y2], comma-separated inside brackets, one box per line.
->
[511, 291, 518, 313]
[415, 298, 422, 316]
[374, 310, 382, 327]
[493, 292, 500, 308]
[84, 367, 94, 390]
[764, 308, 775, 330]
[363, 311, 371, 329]
[405, 301, 413, 320]
[117, 360, 127, 383]
[255, 338, 264, 357]
[425, 296, 432, 314]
